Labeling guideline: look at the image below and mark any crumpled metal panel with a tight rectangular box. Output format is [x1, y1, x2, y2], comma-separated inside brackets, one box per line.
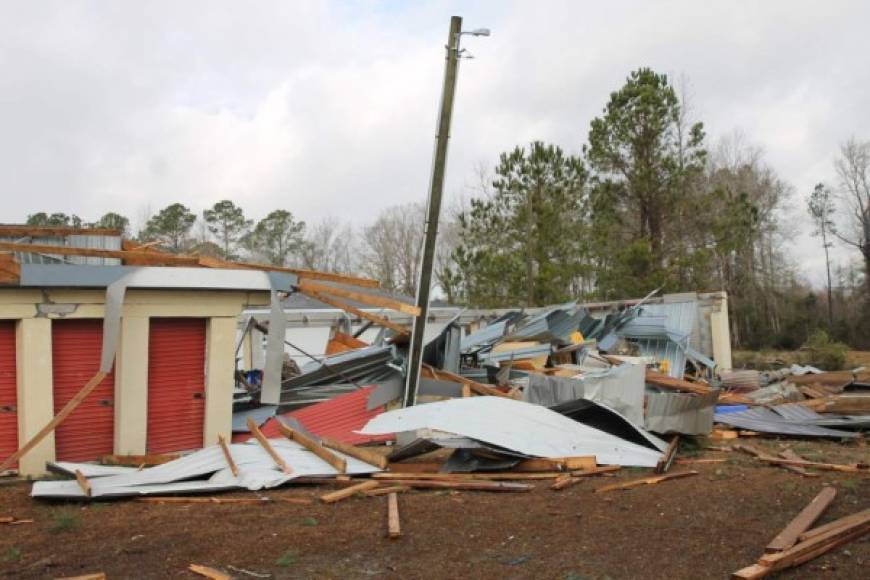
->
[644, 390, 719, 435]
[714, 406, 859, 438]
[31, 438, 382, 499]
[359, 396, 665, 467]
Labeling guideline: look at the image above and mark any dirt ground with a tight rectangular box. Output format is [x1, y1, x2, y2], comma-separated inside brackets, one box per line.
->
[0, 438, 868, 580]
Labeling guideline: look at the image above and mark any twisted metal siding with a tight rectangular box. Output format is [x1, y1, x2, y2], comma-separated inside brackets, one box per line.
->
[52, 319, 115, 461]
[0, 321, 17, 467]
[147, 318, 206, 454]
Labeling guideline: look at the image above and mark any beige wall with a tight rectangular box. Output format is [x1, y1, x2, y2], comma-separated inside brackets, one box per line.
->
[1, 287, 269, 476]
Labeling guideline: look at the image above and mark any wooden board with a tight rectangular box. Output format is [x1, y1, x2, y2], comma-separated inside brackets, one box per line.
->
[373, 471, 564, 481]
[765, 486, 837, 553]
[594, 470, 698, 493]
[298, 279, 420, 316]
[320, 480, 380, 503]
[277, 422, 346, 473]
[387, 492, 401, 539]
[217, 434, 239, 477]
[302, 290, 409, 335]
[382, 479, 532, 492]
[655, 436, 679, 474]
[364, 485, 409, 497]
[798, 508, 870, 543]
[189, 564, 231, 580]
[320, 437, 388, 470]
[246, 417, 292, 474]
[0, 371, 108, 473]
[100, 453, 180, 466]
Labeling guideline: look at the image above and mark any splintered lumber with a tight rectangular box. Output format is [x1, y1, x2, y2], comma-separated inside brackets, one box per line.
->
[277, 422, 346, 473]
[137, 497, 274, 505]
[383, 479, 532, 492]
[247, 417, 292, 474]
[645, 369, 751, 404]
[594, 470, 698, 494]
[101, 452, 180, 466]
[320, 480, 380, 503]
[320, 437, 388, 470]
[422, 365, 512, 398]
[303, 290, 409, 335]
[551, 474, 582, 491]
[655, 436, 679, 474]
[778, 449, 820, 478]
[571, 465, 621, 477]
[675, 458, 726, 465]
[373, 471, 563, 481]
[387, 492, 401, 539]
[298, 279, 420, 316]
[756, 456, 867, 474]
[364, 485, 409, 497]
[798, 508, 870, 543]
[0, 371, 107, 472]
[56, 574, 107, 580]
[189, 564, 231, 580]
[765, 486, 837, 553]
[217, 434, 239, 477]
[733, 509, 870, 578]
[515, 456, 597, 472]
[74, 470, 92, 497]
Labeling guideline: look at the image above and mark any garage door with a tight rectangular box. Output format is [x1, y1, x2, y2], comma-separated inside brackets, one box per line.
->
[52, 319, 115, 462]
[0, 321, 17, 468]
[147, 318, 206, 454]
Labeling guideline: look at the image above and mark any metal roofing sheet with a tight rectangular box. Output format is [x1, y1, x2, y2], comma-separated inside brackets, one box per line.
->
[714, 406, 859, 438]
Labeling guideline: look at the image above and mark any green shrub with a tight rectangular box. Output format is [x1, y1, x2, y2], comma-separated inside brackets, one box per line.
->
[800, 330, 848, 370]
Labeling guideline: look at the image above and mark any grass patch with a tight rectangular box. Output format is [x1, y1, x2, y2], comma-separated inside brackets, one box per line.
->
[301, 517, 319, 526]
[838, 479, 860, 491]
[49, 511, 81, 534]
[1, 548, 21, 563]
[275, 550, 298, 567]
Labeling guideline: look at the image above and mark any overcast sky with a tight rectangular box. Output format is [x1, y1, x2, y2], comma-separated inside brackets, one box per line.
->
[2, 1, 868, 286]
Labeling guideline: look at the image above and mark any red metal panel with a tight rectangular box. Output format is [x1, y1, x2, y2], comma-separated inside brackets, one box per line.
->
[252, 386, 393, 445]
[52, 319, 115, 462]
[147, 318, 206, 454]
[0, 321, 17, 467]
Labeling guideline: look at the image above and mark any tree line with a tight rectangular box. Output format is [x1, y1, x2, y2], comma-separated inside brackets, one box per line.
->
[25, 68, 870, 350]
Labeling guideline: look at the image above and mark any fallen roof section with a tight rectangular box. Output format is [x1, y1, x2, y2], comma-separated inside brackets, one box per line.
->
[358, 396, 665, 467]
[714, 405, 861, 438]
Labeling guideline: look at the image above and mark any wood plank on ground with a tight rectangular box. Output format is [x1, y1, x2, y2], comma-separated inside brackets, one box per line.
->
[320, 480, 380, 503]
[765, 486, 837, 553]
[387, 492, 401, 539]
[798, 508, 870, 543]
[594, 470, 698, 494]
[189, 564, 231, 580]
[383, 479, 532, 492]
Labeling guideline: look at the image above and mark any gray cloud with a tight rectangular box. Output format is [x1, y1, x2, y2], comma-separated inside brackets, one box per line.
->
[1, 0, 868, 285]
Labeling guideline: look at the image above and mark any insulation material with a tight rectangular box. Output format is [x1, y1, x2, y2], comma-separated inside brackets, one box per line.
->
[358, 396, 665, 467]
[644, 390, 719, 435]
[523, 362, 646, 426]
[31, 438, 382, 499]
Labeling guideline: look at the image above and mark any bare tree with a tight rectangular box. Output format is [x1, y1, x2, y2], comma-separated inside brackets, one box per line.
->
[834, 138, 870, 294]
[300, 217, 355, 274]
[807, 183, 837, 324]
[359, 203, 424, 297]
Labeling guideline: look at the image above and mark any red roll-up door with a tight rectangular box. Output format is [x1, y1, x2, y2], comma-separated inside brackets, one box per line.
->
[0, 321, 17, 468]
[52, 319, 115, 462]
[147, 318, 206, 454]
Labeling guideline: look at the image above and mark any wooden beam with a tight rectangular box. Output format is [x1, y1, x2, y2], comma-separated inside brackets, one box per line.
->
[363, 485, 409, 497]
[74, 469, 92, 497]
[0, 225, 121, 237]
[594, 470, 698, 494]
[0, 371, 108, 473]
[387, 492, 401, 539]
[571, 465, 622, 477]
[197, 254, 380, 288]
[422, 365, 512, 398]
[379, 479, 533, 492]
[320, 480, 380, 503]
[765, 486, 837, 553]
[298, 279, 420, 315]
[320, 438, 388, 470]
[645, 369, 752, 405]
[246, 417, 292, 474]
[301, 290, 409, 335]
[217, 435, 239, 477]
[276, 422, 346, 473]
[56, 574, 107, 580]
[0, 241, 200, 265]
[756, 456, 867, 473]
[373, 471, 563, 481]
[655, 436, 679, 474]
[514, 456, 597, 472]
[798, 508, 870, 543]
[551, 474, 581, 491]
[189, 564, 231, 580]
[750, 510, 870, 577]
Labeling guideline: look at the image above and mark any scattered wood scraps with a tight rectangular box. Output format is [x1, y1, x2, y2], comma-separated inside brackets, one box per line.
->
[594, 471, 698, 494]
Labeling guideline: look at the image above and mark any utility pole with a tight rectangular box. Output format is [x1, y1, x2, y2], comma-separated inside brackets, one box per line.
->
[402, 16, 464, 407]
